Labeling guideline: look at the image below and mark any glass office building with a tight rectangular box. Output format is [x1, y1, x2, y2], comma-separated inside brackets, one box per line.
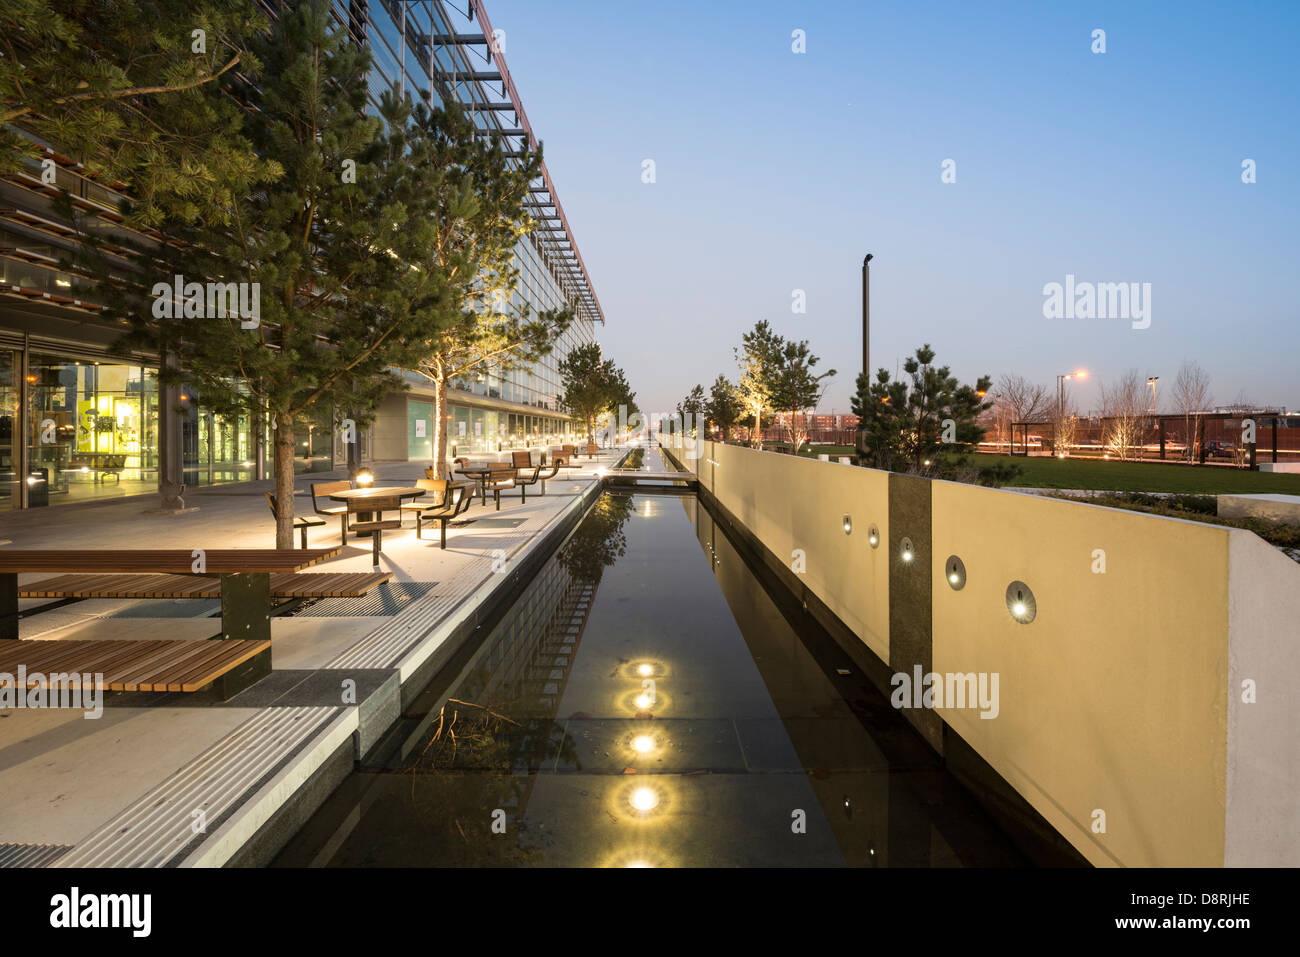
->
[0, 0, 604, 508]
[348, 0, 604, 460]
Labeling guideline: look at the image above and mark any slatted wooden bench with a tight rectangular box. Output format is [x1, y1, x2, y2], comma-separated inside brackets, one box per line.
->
[18, 571, 392, 600]
[1, 549, 343, 697]
[0, 638, 271, 693]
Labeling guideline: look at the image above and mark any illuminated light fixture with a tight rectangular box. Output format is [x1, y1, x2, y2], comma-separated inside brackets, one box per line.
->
[843, 514, 852, 535]
[945, 555, 966, 591]
[636, 664, 653, 677]
[55, 278, 71, 288]
[867, 524, 880, 549]
[632, 735, 655, 754]
[355, 468, 375, 487]
[625, 860, 654, 868]
[80, 466, 89, 473]
[1006, 581, 1037, 623]
[900, 536, 915, 563]
[179, 394, 189, 401]
[630, 787, 659, 812]
[923, 459, 931, 467]
[634, 693, 653, 710]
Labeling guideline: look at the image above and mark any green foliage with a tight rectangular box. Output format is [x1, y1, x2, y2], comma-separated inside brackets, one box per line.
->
[557, 343, 633, 442]
[0, 0, 272, 229]
[677, 384, 706, 418]
[851, 343, 991, 475]
[706, 374, 743, 442]
[406, 91, 571, 472]
[734, 320, 784, 448]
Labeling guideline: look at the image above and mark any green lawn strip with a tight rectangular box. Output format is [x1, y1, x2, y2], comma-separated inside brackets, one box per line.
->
[971, 454, 1300, 495]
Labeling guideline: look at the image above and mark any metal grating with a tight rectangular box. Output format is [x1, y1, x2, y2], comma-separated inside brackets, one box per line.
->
[292, 581, 436, 617]
[55, 706, 343, 868]
[0, 843, 72, 867]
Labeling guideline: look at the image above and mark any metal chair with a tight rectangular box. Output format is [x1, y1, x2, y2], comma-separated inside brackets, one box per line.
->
[405, 480, 473, 548]
[345, 494, 402, 567]
[265, 491, 326, 549]
[311, 479, 353, 543]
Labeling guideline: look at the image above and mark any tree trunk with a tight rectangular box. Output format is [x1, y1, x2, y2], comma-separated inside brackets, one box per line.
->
[586, 412, 594, 444]
[753, 411, 762, 450]
[274, 410, 296, 549]
[431, 366, 449, 479]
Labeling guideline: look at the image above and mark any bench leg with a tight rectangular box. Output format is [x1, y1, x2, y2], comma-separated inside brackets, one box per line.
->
[494, 489, 501, 511]
[216, 646, 272, 700]
[340, 515, 348, 545]
[299, 525, 308, 550]
[1, 573, 17, 640]
[372, 529, 381, 567]
[440, 519, 447, 550]
[416, 515, 423, 540]
[219, 572, 271, 643]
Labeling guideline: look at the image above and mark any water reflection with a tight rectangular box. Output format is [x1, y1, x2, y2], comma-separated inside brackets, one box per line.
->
[274, 492, 1028, 867]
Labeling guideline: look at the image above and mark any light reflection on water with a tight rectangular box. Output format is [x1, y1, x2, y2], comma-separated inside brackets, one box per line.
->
[273, 482, 1028, 867]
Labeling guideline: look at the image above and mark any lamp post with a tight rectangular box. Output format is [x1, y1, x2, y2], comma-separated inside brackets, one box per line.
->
[854, 253, 873, 459]
[1147, 376, 1159, 412]
[1055, 369, 1086, 455]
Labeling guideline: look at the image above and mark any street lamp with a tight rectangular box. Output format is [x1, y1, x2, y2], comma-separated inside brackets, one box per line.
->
[1055, 370, 1086, 454]
[1147, 376, 1159, 413]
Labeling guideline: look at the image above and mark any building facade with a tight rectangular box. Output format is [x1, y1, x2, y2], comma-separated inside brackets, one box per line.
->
[0, 0, 603, 510]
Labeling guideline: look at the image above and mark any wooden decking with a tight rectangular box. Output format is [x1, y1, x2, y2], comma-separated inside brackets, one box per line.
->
[0, 638, 271, 692]
[19, 571, 393, 600]
[0, 548, 341, 575]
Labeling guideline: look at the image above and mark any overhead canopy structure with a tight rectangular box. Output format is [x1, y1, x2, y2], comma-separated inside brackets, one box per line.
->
[402, 0, 606, 327]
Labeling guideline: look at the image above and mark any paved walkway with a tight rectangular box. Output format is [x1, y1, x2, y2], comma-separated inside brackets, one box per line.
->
[0, 448, 627, 865]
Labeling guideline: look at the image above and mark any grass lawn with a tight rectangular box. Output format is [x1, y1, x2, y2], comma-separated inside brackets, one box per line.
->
[972, 453, 1300, 495]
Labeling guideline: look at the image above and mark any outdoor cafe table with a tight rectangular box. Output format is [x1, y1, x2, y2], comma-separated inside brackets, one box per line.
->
[454, 465, 515, 507]
[327, 485, 427, 533]
[0, 548, 341, 641]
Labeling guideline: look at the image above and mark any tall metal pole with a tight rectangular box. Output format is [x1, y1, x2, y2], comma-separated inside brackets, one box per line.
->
[855, 254, 873, 460]
[862, 253, 872, 384]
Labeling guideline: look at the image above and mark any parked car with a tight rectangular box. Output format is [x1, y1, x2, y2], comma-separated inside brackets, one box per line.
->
[1203, 440, 1236, 459]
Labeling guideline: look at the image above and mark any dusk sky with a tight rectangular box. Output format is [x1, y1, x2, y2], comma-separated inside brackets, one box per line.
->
[490, 0, 1299, 417]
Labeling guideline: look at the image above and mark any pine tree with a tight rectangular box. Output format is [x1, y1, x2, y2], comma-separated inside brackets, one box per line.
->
[558, 343, 617, 444]
[112, 0, 451, 546]
[1, 0, 269, 229]
[852, 344, 990, 474]
[407, 96, 571, 476]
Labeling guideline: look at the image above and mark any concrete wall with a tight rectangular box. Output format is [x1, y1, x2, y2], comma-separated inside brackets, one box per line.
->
[671, 439, 1300, 867]
[692, 443, 890, 663]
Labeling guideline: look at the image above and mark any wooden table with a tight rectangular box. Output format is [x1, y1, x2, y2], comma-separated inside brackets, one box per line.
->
[455, 466, 515, 507]
[0, 549, 340, 696]
[328, 486, 427, 534]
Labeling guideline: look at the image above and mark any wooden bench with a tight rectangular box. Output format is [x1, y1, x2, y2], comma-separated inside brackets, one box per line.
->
[18, 571, 392, 600]
[0, 638, 271, 693]
[1, 549, 341, 697]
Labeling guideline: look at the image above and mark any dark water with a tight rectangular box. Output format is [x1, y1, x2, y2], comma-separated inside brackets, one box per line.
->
[273, 491, 1026, 867]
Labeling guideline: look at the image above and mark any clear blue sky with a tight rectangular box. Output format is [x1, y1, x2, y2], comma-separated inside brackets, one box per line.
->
[489, 0, 1299, 416]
